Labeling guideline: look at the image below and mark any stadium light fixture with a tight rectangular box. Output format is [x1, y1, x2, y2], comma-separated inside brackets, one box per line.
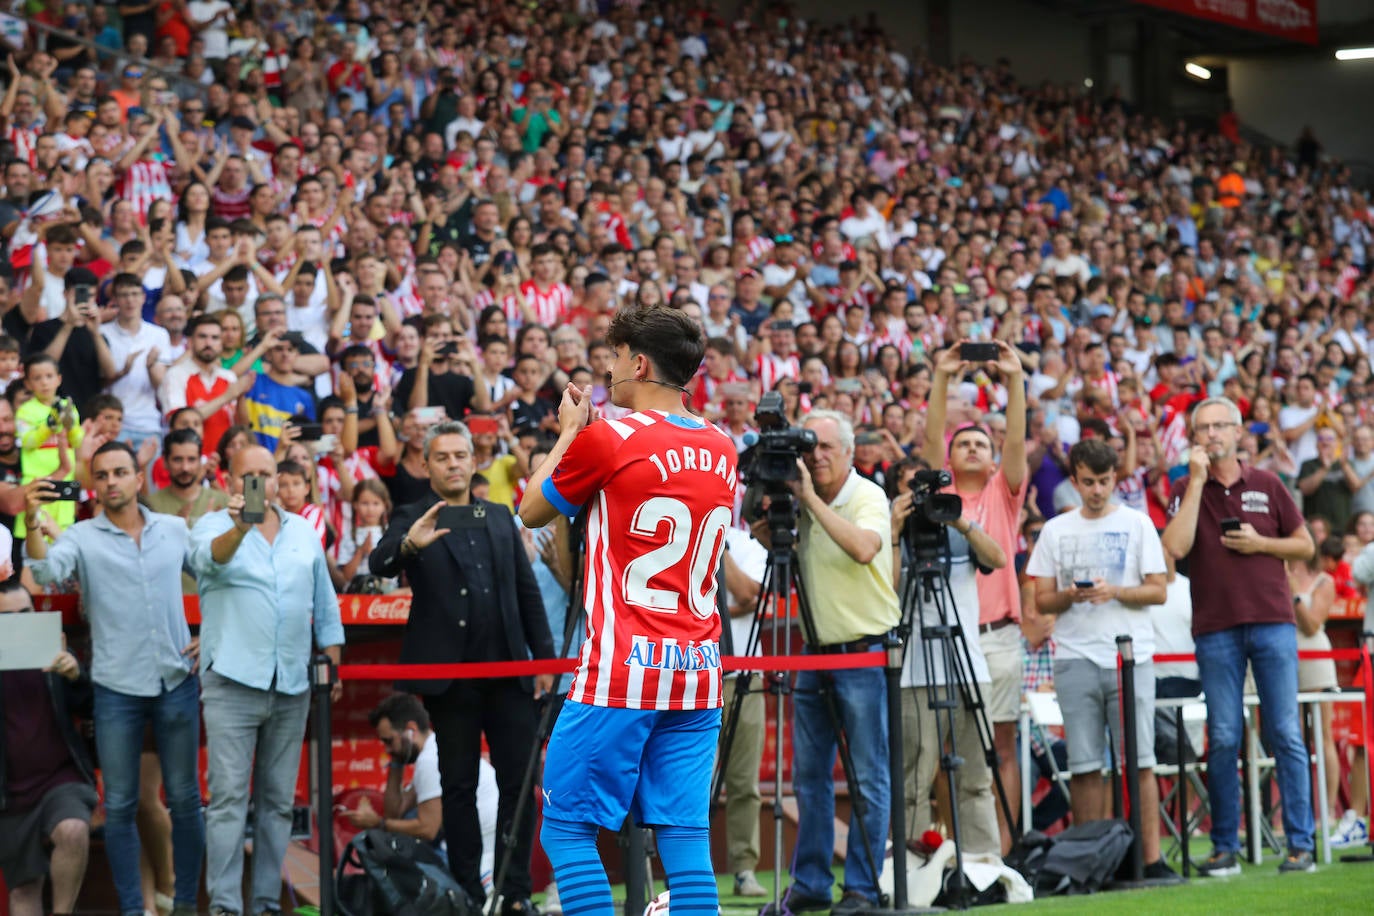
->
[1185, 62, 1212, 80]
[1335, 47, 1374, 61]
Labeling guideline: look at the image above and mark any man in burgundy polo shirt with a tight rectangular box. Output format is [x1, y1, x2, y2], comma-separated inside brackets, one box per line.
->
[1163, 396, 1317, 875]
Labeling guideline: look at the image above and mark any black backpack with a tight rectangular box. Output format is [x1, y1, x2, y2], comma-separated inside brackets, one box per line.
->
[1030, 819, 1134, 895]
[336, 829, 477, 916]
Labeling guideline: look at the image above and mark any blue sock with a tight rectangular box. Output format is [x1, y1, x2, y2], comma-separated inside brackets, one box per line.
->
[655, 824, 718, 914]
[540, 817, 614, 915]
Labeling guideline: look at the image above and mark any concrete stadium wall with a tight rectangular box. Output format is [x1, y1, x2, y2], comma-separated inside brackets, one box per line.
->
[1226, 56, 1374, 170]
[789, 0, 1092, 87]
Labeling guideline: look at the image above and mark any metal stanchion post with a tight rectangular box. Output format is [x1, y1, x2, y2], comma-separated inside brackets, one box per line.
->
[881, 630, 936, 914]
[1177, 703, 1189, 877]
[1116, 637, 1144, 884]
[623, 820, 649, 915]
[1112, 637, 1184, 889]
[313, 653, 338, 916]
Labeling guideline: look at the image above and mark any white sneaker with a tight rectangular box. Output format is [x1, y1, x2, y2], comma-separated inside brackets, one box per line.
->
[734, 869, 767, 897]
[1328, 810, 1369, 849]
[542, 881, 563, 916]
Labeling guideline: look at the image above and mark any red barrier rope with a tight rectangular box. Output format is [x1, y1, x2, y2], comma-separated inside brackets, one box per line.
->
[1146, 649, 1364, 664]
[337, 651, 886, 681]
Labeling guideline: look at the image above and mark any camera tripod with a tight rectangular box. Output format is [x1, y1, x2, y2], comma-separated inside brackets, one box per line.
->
[895, 535, 1017, 910]
[712, 498, 885, 913]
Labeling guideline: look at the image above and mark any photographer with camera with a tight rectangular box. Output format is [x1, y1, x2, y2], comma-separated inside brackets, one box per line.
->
[752, 407, 900, 915]
[893, 467, 1008, 856]
[924, 339, 1029, 852]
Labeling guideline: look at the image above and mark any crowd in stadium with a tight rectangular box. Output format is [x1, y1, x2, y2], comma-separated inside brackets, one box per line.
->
[1, 0, 1373, 913]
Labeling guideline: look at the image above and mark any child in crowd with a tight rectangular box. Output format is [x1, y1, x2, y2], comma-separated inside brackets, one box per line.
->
[336, 479, 395, 592]
[17, 354, 82, 532]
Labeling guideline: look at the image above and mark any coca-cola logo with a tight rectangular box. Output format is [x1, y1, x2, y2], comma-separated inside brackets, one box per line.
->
[1255, 0, 1311, 30]
[345, 595, 411, 622]
[347, 756, 377, 773]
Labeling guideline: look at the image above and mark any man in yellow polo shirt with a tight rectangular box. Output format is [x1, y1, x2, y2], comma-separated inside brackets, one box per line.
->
[756, 408, 900, 915]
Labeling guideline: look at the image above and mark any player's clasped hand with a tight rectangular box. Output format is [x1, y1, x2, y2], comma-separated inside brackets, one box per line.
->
[558, 382, 597, 435]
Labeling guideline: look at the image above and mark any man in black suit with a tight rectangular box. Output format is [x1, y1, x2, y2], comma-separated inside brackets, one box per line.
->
[371, 420, 555, 915]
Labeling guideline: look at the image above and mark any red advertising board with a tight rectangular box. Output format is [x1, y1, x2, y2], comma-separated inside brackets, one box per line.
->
[1136, 0, 1318, 45]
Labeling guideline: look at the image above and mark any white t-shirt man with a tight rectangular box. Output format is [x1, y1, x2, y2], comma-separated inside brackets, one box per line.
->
[101, 319, 174, 434]
[188, 1, 234, 59]
[1026, 504, 1167, 669]
[1278, 402, 1319, 467]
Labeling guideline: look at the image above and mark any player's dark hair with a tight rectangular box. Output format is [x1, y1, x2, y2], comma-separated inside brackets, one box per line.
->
[605, 305, 705, 388]
[1068, 438, 1119, 478]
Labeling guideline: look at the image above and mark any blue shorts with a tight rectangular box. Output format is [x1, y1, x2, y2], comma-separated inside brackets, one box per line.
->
[541, 701, 722, 830]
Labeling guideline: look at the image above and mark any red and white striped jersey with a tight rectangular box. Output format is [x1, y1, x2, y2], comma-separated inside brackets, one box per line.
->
[544, 411, 738, 710]
[1082, 370, 1120, 407]
[687, 367, 748, 414]
[4, 123, 38, 167]
[518, 280, 573, 328]
[118, 159, 174, 224]
[754, 352, 800, 393]
[211, 184, 251, 221]
[744, 235, 775, 265]
[472, 287, 523, 329]
[870, 326, 915, 361]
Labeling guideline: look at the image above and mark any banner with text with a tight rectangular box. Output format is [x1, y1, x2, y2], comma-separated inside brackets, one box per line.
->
[1136, 0, 1318, 45]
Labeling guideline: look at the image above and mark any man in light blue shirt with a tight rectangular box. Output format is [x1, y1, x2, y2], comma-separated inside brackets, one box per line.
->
[27, 441, 204, 916]
[189, 444, 344, 916]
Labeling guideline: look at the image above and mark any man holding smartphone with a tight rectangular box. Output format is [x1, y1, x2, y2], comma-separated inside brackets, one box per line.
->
[924, 338, 1028, 852]
[188, 445, 344, 916]
[1163, 397, 1318, 876]
[27, 442, 205, 916]
[1027, 439, 1175, 881]
[370, 420, 553, 914]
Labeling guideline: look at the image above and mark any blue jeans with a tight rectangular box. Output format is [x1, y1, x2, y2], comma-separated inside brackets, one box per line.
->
[1196, 622, 1315, 854]
[201, 670, 311, 916]
[93, 675, 204, 914]
[790, 664, 890, 902]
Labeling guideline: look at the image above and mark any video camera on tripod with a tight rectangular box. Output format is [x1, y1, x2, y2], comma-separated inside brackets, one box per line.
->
[901, 468, 963, 570]
[739, 391, 817, 535]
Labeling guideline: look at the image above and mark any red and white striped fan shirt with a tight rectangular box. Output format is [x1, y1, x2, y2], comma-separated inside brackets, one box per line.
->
[744, 235, 775, 265]
[543, 411, 738, 710]
[472, 287, 524, 329]
[118, 159, 174, 224]
[754, 352, 800, 393]
[518, 280, 573, 328]
[1082, 370, 1120, 407]
[4, 124, 38, 167]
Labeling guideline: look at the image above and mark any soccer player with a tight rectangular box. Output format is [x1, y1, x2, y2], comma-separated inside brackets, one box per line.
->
[520, 306, 737, 916]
